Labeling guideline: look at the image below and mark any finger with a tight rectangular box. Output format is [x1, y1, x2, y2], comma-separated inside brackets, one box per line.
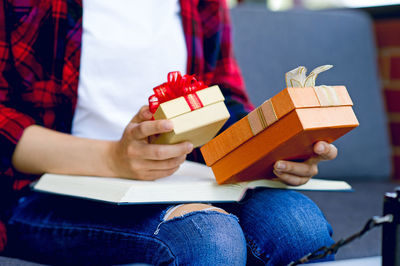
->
[141, 142, 193, 160]
[141, 155, 187, 170]
[130, 120, 174, 140]
[273, 170, 311, 186]
[144, 166, 181, 181]
[308, 142, 338, 164]
[274, 160, 318, 178]
[130, 106, 153, 124]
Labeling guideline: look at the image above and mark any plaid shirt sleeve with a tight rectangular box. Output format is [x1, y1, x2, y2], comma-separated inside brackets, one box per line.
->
[0, 0, 80, 251]
[0, 2, 36, 175]
[0, 1, 37, 252]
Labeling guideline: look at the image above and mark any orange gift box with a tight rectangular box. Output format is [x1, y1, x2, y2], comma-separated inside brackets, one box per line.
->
[200, 85, 359, 184]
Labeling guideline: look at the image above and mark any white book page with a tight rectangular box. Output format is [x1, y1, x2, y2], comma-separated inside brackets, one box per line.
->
[34, 161, 351, 204]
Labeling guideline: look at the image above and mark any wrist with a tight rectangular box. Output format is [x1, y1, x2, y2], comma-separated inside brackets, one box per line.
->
[103, 140, 120, 178]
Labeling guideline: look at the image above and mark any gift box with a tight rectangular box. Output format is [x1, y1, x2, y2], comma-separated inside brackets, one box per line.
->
[149, 72, 230, 148]
[200, 65, 359, 184]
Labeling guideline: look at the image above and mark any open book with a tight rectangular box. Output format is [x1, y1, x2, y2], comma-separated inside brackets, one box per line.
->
[33, 161, 351, 204]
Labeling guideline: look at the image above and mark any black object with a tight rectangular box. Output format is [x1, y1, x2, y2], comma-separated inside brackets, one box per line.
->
[383, 187, 400, 266]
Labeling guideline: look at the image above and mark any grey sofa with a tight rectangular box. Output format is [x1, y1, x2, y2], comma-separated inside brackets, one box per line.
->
[231, 4, 396, 260]
[0, 4, 397, 265]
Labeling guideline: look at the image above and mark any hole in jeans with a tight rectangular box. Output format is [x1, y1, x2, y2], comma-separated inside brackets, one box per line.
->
[153, 204, 231, 235]
[163, 203, 228, 221]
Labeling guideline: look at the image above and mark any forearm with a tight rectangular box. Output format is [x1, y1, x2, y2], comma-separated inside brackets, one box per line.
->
[12, 125, 115, 177]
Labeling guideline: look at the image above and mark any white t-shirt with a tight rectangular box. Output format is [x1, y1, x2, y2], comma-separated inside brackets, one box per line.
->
[72, 0, 187, 140]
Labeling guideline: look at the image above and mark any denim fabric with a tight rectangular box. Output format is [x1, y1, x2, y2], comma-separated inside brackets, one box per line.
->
[5, 188, 334, 265]
[221, 188, 335, 265]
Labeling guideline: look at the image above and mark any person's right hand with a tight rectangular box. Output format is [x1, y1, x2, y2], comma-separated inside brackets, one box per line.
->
[107, 106, 193, 181]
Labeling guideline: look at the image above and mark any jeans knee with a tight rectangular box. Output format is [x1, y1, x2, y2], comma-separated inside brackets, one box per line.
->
[240, 189, 334, 265]
[162, 203, 228, 221]
[275, 211, 334, 264]
[154, 210, 247, 266]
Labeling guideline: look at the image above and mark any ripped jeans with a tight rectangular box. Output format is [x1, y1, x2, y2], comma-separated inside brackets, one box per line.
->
[4, 188, 334, 265]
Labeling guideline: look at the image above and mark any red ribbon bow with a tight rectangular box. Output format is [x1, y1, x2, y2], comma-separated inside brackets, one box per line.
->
[148, 71, 207, 114]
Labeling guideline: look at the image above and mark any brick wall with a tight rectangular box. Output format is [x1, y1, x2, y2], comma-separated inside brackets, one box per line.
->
[375, 19, 400, 180]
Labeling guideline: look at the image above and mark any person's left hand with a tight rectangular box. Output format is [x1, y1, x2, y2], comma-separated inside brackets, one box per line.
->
[273, 141, 338, 186]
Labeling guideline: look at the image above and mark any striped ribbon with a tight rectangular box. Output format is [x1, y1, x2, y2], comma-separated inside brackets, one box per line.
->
[248, 99, 278, 136]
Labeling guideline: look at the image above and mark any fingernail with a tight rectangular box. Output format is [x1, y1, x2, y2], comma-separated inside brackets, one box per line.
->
[276, 161, 286, 170]
[315, 143, 325, 154]
[163, 121, 173, 130]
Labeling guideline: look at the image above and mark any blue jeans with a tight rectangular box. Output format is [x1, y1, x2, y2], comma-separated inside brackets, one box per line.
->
[5, 188, 334, 265]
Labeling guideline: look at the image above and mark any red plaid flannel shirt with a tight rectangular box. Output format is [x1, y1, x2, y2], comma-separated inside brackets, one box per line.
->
[0, 0, 253, 251]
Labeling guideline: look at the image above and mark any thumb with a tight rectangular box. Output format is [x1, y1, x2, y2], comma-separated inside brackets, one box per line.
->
[130, 105, 153, 124]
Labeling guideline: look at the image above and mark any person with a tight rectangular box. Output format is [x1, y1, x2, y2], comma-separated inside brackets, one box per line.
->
[0, 0, 337, 265]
